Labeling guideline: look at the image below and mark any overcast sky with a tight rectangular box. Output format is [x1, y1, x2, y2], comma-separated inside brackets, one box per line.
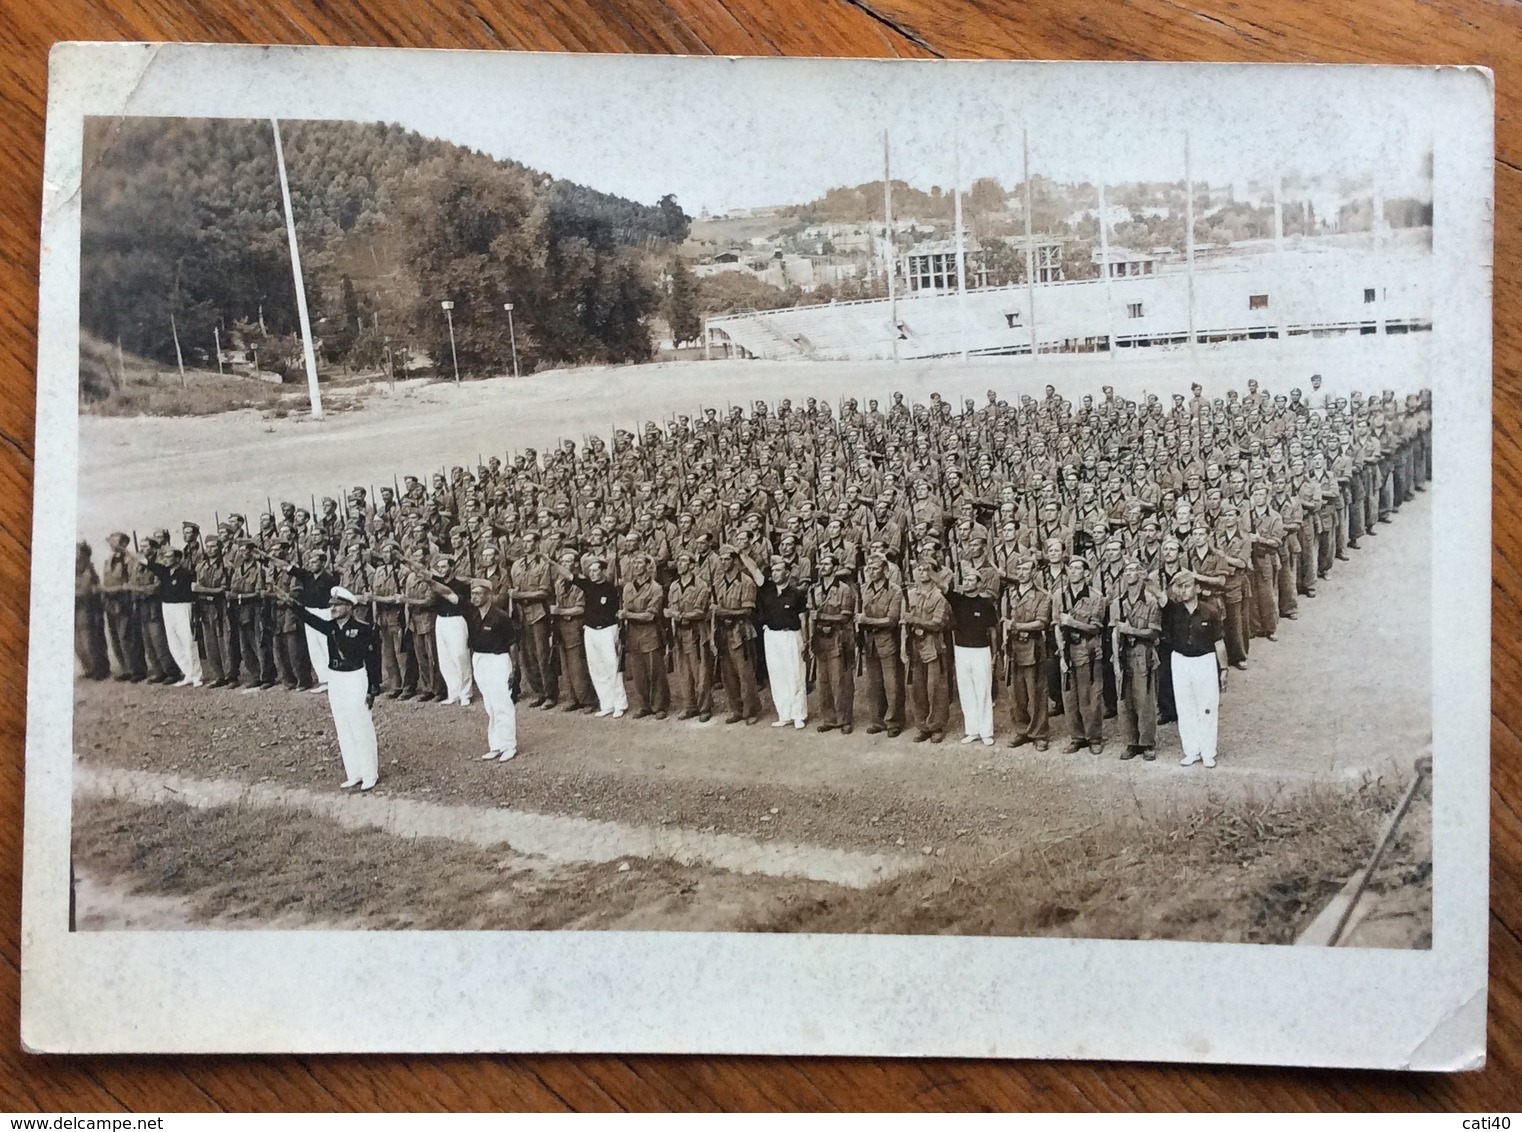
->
[115, 48, 1442, 216]
[373, 56, 1437, 214]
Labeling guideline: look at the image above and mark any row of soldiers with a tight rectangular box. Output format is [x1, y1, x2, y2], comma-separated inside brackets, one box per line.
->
[75, 379, 1431, 753]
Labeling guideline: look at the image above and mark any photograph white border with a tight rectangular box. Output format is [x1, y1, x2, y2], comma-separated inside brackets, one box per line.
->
[21, 44, 1494, 1065]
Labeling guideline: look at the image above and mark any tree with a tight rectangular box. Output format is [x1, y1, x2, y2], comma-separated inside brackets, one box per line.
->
[967, 177, 1006, 217]
[666, 258, 702, 347]
[657, 194, 691, 243]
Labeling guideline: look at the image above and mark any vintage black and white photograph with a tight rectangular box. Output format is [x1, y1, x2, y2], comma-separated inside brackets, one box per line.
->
[24, 45, 1492, 1061]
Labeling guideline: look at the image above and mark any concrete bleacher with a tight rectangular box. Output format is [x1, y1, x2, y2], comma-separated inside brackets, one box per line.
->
[705, 249, 1432, 363]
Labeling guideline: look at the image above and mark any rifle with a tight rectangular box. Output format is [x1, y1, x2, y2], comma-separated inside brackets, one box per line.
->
[803, 585, 816, 692]
[666, 608, 677, 674]
[854, 580, 865, 678]
[1056, 585, 1072, 690]
[1111, 614, 1124, 702]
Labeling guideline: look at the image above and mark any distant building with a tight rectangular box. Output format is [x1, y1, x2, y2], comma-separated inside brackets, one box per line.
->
[1092, 246, 1158, 279]
[902, 239, 989, 292]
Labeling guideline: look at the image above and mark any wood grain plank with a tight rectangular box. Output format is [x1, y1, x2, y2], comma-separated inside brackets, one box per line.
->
[1, 0, 1517, 1111]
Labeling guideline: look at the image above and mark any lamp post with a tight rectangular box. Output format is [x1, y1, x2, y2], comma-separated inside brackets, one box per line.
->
[441, 300, 460, 384]
[503, 302, 520, 379]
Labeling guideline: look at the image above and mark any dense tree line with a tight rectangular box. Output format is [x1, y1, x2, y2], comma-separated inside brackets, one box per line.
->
[80, 118, 688, 380]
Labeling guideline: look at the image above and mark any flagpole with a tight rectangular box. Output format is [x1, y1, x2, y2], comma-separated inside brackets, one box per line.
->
[271, 118, 324, 421]
[884, 130, 898, 363]
[1023, 129, 1037, 361]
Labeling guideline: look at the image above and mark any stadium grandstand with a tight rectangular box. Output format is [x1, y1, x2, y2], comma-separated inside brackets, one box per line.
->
[704, 242, 1432, 362]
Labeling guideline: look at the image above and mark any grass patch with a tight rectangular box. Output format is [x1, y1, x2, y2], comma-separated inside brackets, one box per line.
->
[744, 775, 1431, 945]
[79, 331, 373, 418]
[71, 795, 821, 931]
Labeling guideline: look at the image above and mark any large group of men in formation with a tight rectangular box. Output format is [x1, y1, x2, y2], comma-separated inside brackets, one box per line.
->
[75, 378, 1431, 791]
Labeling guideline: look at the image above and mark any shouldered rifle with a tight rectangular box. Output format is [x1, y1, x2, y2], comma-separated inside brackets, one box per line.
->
[1056, 585, 1072, 689]
[854, 582, 865, 677]
[803, 584, 816, 692]
[1111, 606, 1124, 698]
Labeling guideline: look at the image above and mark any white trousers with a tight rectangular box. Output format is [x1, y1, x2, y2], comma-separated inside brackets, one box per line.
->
[326, 666, 378, 786]
[955, 645, 994, 739]
[303, 606, 332, 684]
[1171, 651, 1221, 763]
[471, 651, 517, 755]
[764, 628, 807, 723]
[584, 625, 627, 713]
[162, 602, 202, 683]
[434, 616, 474, 703]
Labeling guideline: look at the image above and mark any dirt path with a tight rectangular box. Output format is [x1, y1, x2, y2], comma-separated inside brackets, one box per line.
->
[74, 764, 918, 887]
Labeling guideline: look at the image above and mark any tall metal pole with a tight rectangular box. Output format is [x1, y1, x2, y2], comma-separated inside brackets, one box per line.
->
[445, 306, 461, 384]
[1273, 174, 1288, 343]
[883, 130, 898, 362]
[170, 308, 186, 388]
[505, 303, 521, 378]
[1371, 179, 1386, 336]
[1023, 129, 1037, 359]
[271, 118, 323, 420]
[1098, 178, 1116, 357]
[954, 138, 968, 363]
[1185, 132, 1196, 354]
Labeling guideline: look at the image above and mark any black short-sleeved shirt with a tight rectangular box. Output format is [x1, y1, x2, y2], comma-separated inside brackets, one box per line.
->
[294, 608, 382, 693]
[430, 578, 472, 618]
[465, 604, 518, 654]
[946, 590, 998, 649]
[1161, 600, 1224, 657]
[290, 566, 339, 608]
[145, 562, 195, 603]
[572, 578, 620, 629]
[757, 581, 807, 632]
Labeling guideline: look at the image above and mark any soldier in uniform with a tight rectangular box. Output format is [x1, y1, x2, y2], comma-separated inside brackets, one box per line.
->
[1245, 485, 1284, 641]
[1056, 556, 1108, 755]
[131, 536, 180, 684]
[1003, 557, 1051, 751]
[74, 541, 110, 680]
[856, 554, 904, 737]
[191, 534, 233, 687]
[619, 553, 670, 720]
[664, 550, 714, 722]
[902, 558, 951, 744]
[367, 541, 414, 699]
[1111, 558, 1162, 760]
[100, 532, 145, 681]
[403, 558, 443, 701]
[508, 531, 557, 708]
[711, 546, 761, 725]
[809, 551, 857, 734]
[1214, 504, 1253, 669]
[550, 546, 598, 713]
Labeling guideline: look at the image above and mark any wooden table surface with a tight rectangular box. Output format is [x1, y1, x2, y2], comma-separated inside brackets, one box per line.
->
[2, 0, 1519, 1112]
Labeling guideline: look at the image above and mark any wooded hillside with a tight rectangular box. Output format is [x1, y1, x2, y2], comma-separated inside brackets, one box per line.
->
[80, 117, 690, 380]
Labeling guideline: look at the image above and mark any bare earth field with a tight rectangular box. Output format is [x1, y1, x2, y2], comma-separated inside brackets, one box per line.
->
[72, 480, 1433, 941]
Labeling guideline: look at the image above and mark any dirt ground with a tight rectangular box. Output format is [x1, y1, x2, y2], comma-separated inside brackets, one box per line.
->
[72, 485, 1433, 940]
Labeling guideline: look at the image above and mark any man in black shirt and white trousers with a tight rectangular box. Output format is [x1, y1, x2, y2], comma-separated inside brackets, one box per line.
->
[1160, 573, 1229, 768]
[465, 580, 520, 760]
[291, 586, 382, 790]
